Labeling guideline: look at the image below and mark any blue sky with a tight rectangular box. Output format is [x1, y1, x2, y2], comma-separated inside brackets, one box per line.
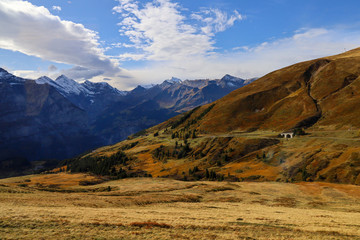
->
[1, 0, 360, 89]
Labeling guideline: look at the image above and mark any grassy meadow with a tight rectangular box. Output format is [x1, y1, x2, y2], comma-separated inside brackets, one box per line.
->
[0, 173, 360, 239]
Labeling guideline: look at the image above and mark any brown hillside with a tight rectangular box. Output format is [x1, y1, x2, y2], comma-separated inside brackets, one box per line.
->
[197, 48, 360, 132]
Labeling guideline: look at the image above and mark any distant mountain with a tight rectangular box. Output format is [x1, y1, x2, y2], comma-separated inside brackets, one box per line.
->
[36, 75, 126, 120]
[0, 70, 251, 177]
[91, 74, 254, 143]
[0, 69, 99, 166]
[128, 74, 253, 112]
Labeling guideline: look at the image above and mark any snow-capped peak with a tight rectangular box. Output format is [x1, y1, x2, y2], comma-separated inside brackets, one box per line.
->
[161, 77, 182, 88]
[36, 76, 65, 89]
[55, 75, 92, 95]
[82, 80, 127, 96]
[167, 77, 182, 83]
[0, 68, 26, 83]
[36, 76, 53, 84]
[0, 68, 13, 79]
[0, 68, 8, 75]
[140, 83, 156, 89]
[221, 74, 243, 82]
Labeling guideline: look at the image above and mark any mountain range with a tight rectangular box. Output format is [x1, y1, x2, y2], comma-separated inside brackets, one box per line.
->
[0, 69, 252, 177]
[65, 48, 360, 185]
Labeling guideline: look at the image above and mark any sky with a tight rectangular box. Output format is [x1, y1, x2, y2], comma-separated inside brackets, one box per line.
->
[1, 0, 360, 90]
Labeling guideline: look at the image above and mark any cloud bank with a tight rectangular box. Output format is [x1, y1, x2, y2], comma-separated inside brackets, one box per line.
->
[111, 0, 360, 88]
[2, 0, 360, 91]
[0, 0, 121, 79]
[121, 27, 360, 85]
[113, 0, 243, 61]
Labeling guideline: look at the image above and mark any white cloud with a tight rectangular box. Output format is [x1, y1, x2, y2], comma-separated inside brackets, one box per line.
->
[0, 0, 121, 78]
[48, 64, 58, 72]
[12, 26, 360, 91]
[120, 27, 360, 86]
[231, 27, 360, 77]
[4, 0, 360, 92]
[193, 9, 243, 36]
[52, 5, 61, 11]
[60, 66, 105, 80]
[111, 1, 360, 88]
[112, 0, 243, 61]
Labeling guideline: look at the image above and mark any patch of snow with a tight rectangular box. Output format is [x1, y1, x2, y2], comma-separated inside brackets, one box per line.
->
[141, 83, 156, 89]
[168, 77, 182, 83]
[221, 74, 245, 83]
[36, 76, 53, 85]
[55, 75, 93, 95]
[82, 80, 128, 96]
[0, 69, 25, 83]
[36, 76, 63, 89]
[227, 81, 236, 87]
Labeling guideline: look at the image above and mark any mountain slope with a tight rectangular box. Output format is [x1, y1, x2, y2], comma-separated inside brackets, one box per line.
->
[36, 75, 126, 120]
[91, 74, 252, 143]
[66, 48, 360, 185]
[196, 52, 360, 132]
[0, 70, 99, 165]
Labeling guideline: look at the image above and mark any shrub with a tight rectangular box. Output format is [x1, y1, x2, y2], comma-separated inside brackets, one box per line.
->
[293, 128, 306, 136]
[130, 222, 172, 229]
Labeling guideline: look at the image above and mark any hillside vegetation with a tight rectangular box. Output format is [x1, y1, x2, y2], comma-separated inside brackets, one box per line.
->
[62, 48, 360, 185]
[0, 174, 359, 239]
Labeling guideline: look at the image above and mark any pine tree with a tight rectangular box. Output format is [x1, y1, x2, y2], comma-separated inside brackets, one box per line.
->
[206, 169, 210, 179]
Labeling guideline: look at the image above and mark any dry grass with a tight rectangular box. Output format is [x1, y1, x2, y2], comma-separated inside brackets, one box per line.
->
[0, 174, 360, 239]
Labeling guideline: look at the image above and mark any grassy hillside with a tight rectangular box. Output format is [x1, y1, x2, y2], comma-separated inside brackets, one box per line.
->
[196, 48, 360, 132]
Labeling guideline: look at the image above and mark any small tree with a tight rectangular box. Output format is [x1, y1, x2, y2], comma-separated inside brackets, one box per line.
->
[205, 169, 210, 179]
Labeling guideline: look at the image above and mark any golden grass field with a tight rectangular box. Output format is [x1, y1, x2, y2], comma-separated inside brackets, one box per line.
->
[0, 173, 360, 239]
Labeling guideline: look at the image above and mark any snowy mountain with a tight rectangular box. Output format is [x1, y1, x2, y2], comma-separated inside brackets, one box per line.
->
[82, 80, 127, 96]
[0, 68, 98, 167]
[35, 75, 128, 119]
[55, 75, 91, 95]
[220, 74, 244, 82]
[216, 74, 252, 88]
[0, 68, 26, 84]
[166, 77, 182, 84]
[36, 75, 127, 97]
[36, 76, 63, 89]
[141, 83, 156, 89]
